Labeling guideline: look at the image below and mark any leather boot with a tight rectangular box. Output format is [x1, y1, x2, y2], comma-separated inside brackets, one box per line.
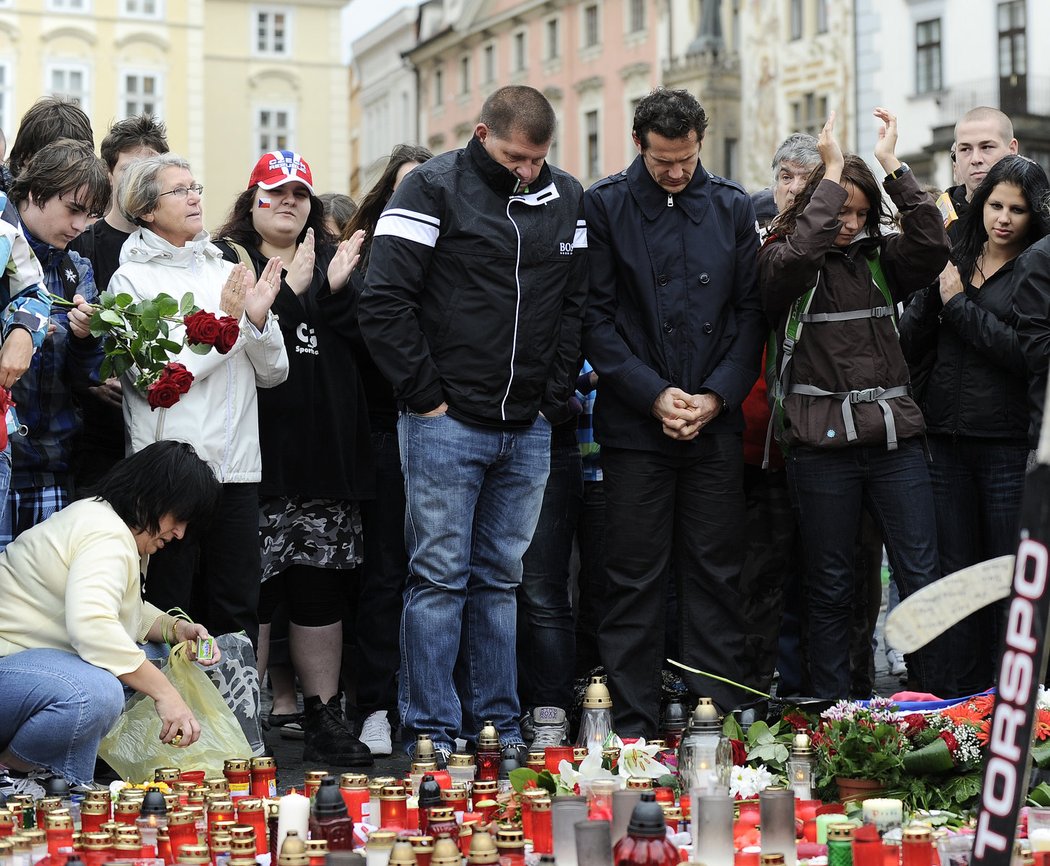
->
[302, 694, 374, 767]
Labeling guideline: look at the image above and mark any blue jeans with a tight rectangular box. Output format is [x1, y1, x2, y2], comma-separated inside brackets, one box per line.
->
[787, 439, 954, 698]
[397, 412, 551, 753]
[516, 436, 583, 712]
[928, 435, 1028, 694]
[0, 649, 124, 785]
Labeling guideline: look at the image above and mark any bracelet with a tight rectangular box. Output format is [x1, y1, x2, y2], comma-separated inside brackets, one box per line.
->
[163, 607, 194, 646]
[887, 162, 911, 181]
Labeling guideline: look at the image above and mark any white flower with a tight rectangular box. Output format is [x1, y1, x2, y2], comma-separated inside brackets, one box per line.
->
[729, 764, 776, 799]
[557, 750, 619, 793]
[1039, 685, 1050, 711]
[619, 737, 674, 780]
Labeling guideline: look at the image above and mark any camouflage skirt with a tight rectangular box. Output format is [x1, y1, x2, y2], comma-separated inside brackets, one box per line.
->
[259, 495, 363, 583]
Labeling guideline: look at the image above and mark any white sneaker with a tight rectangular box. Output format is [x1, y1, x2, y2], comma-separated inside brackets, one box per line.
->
[531, 706, 568, 749]
[359, 710, 393, 756]
[887, 648, 908, 678]
[0, 770, 48, 801]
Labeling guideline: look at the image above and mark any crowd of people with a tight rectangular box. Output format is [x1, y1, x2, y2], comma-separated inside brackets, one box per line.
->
[1, 84, 1050, 788]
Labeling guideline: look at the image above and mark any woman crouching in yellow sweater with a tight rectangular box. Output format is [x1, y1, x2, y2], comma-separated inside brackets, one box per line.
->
[0, 440, 221, 790]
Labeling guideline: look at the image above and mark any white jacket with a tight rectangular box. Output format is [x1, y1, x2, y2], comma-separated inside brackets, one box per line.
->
[111, 228, 289, 483]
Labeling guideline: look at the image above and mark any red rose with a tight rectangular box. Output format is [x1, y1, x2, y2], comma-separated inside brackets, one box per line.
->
[183, 310, 222, 346]
[147, 378, 181, 410]
[164, 362, 194, 394]
[214, 316, 240, 354]
[903, 713, 927, 736]
[730, 738, 748, 766]
[147, 362, 194, 410]
[938, 730, 959, 756]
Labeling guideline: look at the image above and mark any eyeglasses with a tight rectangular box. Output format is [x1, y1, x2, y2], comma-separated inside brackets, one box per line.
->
[158, 184, 204, 199]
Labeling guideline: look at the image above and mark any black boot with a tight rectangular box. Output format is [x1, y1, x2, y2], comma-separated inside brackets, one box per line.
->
[302, 694, 374, 767]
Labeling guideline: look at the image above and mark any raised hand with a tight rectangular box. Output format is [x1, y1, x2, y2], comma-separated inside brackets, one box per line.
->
[286, 228, 315, 296]
[244, 256, 283, 330]
[327, 229, 365, 292]
[818, 111, 844, 184]
[219, 265, 250, 321]
[873, 107, 902, 174]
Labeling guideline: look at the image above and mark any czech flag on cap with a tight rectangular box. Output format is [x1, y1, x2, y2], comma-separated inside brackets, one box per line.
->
[248, 150, 315, 194]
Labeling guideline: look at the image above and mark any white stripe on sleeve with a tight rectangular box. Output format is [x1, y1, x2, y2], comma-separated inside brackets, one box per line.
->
[573, 222, 588, 249]
[374, 208, 441, 248]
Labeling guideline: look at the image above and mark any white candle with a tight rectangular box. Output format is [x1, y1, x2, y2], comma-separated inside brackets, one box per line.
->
[861, 798, 903, 834]
[276, 791, 310, 855]
[1031, 829, 1050, 852]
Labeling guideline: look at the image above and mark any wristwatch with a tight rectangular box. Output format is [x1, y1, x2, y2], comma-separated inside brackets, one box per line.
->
[887, 162, 911, 181]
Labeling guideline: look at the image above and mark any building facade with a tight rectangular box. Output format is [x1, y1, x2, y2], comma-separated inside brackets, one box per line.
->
[0, 0, 348, 230]
[203, 0, 349, 215]
[350, 4, 419, 197]
[406, 0, 663, 187]
[861, 0, 1050, 190]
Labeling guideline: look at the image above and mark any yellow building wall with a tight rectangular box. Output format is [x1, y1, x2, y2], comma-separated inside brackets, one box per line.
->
[203, 0, 349, 229]
[0, 0, 348, 236]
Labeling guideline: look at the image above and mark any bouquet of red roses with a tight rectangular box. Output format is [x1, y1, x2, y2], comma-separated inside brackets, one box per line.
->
[75, 290, 240, 410]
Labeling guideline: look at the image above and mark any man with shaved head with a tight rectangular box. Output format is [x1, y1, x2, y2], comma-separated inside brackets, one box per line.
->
[948, 107, 1018, 232]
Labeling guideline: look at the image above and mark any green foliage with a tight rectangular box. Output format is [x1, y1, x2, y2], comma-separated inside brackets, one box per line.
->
[902, 738, 955, 775]
[655, 773, 679, 795]
[77, 290, 202, 392]
[744, 720, 791, 773]
[1032, 739, 1050, 769]
[815, 715, 906, 785]
[509, 768, 538, 794]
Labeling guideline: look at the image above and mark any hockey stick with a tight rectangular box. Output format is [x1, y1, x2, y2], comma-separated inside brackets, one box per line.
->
[883, 554, 1014, 653]
[971, 376, 1050, 866]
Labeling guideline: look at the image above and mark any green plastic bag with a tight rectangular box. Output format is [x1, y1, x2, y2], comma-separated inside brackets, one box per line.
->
[99, 642, 251, 781]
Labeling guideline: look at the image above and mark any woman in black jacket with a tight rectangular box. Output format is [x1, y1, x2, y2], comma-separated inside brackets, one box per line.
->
[900, 154, 1050, 694]
[214, 151, 373, 765]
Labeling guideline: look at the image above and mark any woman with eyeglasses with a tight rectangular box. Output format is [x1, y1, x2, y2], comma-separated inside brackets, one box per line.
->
[101, 153, 289, 653]
[899, 154, 1050, 695]
[210, 152, 372, 766]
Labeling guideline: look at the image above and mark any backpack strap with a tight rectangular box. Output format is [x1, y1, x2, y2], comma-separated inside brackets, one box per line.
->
[768, 250, 910, 454]
[763, 272, 819, 468]
[225, 240, 257, 275]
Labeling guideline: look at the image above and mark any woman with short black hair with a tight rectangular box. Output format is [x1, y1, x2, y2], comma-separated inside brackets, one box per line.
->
[0, 441, 221, 790]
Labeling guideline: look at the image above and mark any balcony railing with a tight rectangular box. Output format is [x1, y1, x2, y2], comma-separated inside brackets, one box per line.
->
[929, 76, 1050, 122]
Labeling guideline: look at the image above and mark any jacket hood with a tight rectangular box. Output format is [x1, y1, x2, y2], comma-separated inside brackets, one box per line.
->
[120, 227, 225, 269]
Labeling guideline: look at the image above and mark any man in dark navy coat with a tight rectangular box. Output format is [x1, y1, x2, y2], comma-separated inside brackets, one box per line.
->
[582, 88, 765, 735]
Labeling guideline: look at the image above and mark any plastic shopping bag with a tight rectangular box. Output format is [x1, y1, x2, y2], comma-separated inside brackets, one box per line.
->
[99, 642, 251, 780]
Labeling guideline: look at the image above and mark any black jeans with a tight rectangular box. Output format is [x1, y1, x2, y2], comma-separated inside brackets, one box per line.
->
[144, 482, 261, 647]
[787, 440, 954, 698]
[738, 465, 799, 698]
[355, 428, 408, 717]
[574, 480, 607, 677]
[928, 435, 1028, 695]
[516, 437, 583, 712]
[599, 436, 749, 735]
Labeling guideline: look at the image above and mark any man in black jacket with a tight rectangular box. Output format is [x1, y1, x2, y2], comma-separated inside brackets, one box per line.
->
[359, 86, 586, 760]
[583, 88, 765, 734]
